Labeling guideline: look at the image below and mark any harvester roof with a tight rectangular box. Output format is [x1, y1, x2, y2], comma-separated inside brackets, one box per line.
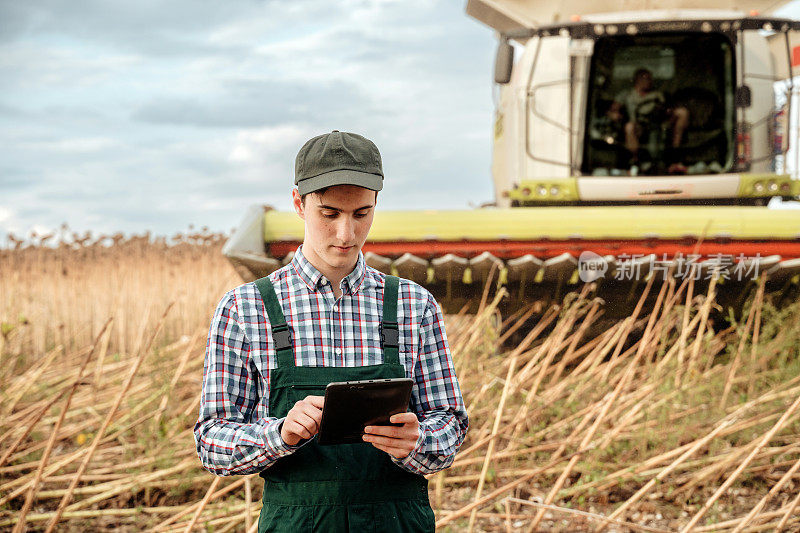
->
[522, 16, 800, 40]
[466, 0, 796, 34]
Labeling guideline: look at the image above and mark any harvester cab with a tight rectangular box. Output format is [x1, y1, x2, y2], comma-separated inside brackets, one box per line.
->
[468, 0, 800, 206]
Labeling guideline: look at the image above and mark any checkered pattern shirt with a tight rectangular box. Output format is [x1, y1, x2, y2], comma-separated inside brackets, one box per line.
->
[194, 244, 469, 476]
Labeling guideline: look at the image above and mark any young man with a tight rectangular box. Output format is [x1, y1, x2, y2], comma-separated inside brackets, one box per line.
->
[194, 130, 469, 532]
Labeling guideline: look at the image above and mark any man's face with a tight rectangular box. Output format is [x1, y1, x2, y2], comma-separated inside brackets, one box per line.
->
[292, 184, 376, 277]
[635, 72, 653, 92]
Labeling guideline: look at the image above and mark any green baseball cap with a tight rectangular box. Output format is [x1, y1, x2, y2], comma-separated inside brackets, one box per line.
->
[294, 130, 383, 195]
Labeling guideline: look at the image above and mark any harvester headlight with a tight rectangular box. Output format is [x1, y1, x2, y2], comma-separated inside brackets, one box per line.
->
[768, 180, 779, 192]
[701, 22, 712, 32]
[781, 182, 791, 193]
[594, 24, 604, 34]
[550, 186, 560, 196]
[606, 25, 618, 35]
[753, 181, 765, 193]
[521, 187, 532, 197]
[537, 185, 548, 196]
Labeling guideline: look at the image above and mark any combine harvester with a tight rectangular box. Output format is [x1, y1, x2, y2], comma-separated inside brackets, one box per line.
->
[225, 0, 800, 317]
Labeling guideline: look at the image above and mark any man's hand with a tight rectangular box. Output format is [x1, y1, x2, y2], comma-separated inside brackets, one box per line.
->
[607, 101, 623, 122]
[280, 395, 324, 446]
[362, 412, 419, 459]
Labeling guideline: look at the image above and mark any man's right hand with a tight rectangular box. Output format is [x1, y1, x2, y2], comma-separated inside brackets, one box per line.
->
[280, 395, 324, 446]
[607, 101, 623, 123]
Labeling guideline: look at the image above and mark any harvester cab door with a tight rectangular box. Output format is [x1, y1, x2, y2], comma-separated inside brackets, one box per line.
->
[737, 27, 784, 173]
[769, 28, 800, 82]
[526, 35, 589, 177]
[768, 28, 800, 161]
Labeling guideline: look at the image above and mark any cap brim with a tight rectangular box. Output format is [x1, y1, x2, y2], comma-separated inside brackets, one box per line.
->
[297, 169, 383, 195]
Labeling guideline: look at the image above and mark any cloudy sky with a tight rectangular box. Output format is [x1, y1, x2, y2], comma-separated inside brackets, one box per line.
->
[3, 1, 800, 242]
[0, 0, 495, 241]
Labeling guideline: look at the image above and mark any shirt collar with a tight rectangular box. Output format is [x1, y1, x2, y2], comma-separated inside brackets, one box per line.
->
[291, 244, 366, 295]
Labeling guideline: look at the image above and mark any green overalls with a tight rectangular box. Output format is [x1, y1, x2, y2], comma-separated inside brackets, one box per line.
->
[254, 275, 435, 533]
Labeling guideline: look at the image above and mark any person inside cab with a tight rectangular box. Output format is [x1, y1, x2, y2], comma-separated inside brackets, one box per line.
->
[608, 68, 690, 173]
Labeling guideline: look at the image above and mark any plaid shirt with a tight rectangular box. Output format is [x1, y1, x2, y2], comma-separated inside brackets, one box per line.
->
[194, 244, 468, 476]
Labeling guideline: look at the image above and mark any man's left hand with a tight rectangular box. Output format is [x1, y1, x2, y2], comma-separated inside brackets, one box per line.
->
[362, 412, 419, 459]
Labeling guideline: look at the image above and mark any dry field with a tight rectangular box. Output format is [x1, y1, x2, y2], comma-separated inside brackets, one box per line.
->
[1, 233, 799, 532]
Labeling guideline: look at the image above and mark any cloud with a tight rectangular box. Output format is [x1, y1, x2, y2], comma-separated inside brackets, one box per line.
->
[23, 137, 120, 153]
[0, 1, 251, 55]
[132, 79, 369, 128]
[228, 124, 311, 165]
[0, 42, 142, 92]
[0, 206, 13, 224]
[0, 102, 26, 117]
[0, 0, 496, 241]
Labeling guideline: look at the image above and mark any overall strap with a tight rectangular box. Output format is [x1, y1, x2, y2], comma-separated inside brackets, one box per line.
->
[254, 277, 294, 368]
[381, 275, 400, 366]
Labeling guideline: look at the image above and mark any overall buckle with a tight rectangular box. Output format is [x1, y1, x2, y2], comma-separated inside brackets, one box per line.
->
[380, 323, 399, 348]
[271, 325, 292, 350]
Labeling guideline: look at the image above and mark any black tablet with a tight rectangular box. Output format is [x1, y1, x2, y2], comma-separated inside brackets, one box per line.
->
[317, 378, 414, 445]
